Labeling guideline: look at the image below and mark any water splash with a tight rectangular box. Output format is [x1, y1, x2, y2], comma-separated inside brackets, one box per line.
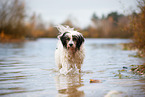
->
[59, 64, 80, 75]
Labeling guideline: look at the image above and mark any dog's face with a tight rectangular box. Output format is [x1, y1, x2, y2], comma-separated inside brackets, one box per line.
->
[60, 32, 84, 52]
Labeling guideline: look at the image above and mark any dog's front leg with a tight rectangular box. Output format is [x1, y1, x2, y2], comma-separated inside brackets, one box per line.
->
[59, 62, 71, 75]
[75, 64, 81, 73]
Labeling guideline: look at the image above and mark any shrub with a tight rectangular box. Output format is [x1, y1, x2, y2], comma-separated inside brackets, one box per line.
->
[130, 0, 145, 56]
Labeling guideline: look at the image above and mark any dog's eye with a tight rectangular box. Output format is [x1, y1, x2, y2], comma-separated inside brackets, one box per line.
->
[66, 38, 70, 41]
[73, 37, 77, 41]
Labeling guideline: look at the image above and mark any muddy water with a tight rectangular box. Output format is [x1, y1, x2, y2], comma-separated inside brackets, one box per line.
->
[0, 38, 145, 97]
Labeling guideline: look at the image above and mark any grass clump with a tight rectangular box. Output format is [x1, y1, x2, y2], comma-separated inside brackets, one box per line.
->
[131, 63, 145, 75]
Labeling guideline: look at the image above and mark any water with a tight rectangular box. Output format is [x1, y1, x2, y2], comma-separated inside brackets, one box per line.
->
[0, 38, 145, 97]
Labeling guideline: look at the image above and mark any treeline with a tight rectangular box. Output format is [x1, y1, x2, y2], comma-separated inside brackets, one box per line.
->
[41, 12, 133, 38]
[81, 12, 133, 38]
[0, 0, 142, 41]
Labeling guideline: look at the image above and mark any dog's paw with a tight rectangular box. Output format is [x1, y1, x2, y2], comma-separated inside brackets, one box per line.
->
[59, 66, 80, 75]
[59, 68, 69, 75]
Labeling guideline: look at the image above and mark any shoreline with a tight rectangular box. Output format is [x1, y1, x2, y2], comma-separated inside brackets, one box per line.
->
[0, 38, 37, 43]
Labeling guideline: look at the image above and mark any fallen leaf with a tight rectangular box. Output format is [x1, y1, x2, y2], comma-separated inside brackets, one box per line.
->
[90, 79, 101, 83]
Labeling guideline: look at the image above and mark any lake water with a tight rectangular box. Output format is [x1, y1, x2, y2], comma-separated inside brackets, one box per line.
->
[0, 38, 145, 97]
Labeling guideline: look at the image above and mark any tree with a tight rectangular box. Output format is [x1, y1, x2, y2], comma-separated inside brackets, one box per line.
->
[0, 0, 27, 39]
[91, 13, 99, 21]
[62, 19, 73, 28]
[107, 12, 124, 25]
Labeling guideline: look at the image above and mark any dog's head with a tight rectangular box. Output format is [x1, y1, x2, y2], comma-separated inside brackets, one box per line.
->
[56, 25, 84, 52]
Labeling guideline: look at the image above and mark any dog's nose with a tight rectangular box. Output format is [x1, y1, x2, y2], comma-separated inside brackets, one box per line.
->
[69, 44, 73, 47]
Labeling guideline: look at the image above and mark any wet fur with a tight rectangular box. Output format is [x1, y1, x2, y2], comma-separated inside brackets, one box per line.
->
[55, 25, 85, 74]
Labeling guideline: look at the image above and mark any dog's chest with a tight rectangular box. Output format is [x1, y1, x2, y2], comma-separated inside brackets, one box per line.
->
[64, 51, 83, 64]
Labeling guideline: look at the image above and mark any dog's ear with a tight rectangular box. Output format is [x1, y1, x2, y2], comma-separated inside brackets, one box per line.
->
[76, 35, 84, 50]
[60, 32, 69, 48]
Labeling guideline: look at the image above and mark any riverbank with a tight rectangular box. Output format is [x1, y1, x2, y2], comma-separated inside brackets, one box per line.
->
[122, 43, 145, 57]
[0, 34, 36, 43]
[0, 38, 26, 43]
[121, 43, 145, 75]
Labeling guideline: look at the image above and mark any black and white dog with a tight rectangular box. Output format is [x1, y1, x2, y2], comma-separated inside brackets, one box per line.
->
[55, 25, 85, 74]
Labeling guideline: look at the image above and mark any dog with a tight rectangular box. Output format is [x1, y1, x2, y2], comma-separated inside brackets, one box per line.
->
[55, 25, 85, 74]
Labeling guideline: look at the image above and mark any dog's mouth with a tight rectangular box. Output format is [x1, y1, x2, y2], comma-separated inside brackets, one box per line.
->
[68, 47, 76, 52]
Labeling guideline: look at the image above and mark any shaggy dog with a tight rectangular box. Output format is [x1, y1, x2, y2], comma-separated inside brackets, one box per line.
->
[55, 25, 85, 74]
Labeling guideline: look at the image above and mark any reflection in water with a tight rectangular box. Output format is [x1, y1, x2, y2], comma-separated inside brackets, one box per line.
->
[55, 74, 84, 97]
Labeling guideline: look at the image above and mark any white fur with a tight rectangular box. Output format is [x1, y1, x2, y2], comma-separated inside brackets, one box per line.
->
[55, 25, 85, 75]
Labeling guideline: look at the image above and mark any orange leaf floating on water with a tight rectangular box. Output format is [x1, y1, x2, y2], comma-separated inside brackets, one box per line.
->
[90, 79, 101, 83]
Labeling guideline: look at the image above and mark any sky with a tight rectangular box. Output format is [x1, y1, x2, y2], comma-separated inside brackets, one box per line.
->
[25, 0, 139, 28]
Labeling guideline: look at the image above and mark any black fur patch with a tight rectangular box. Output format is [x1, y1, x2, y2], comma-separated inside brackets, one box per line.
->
[60, 32, 69, 48]
[76, 35, 84, 50]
